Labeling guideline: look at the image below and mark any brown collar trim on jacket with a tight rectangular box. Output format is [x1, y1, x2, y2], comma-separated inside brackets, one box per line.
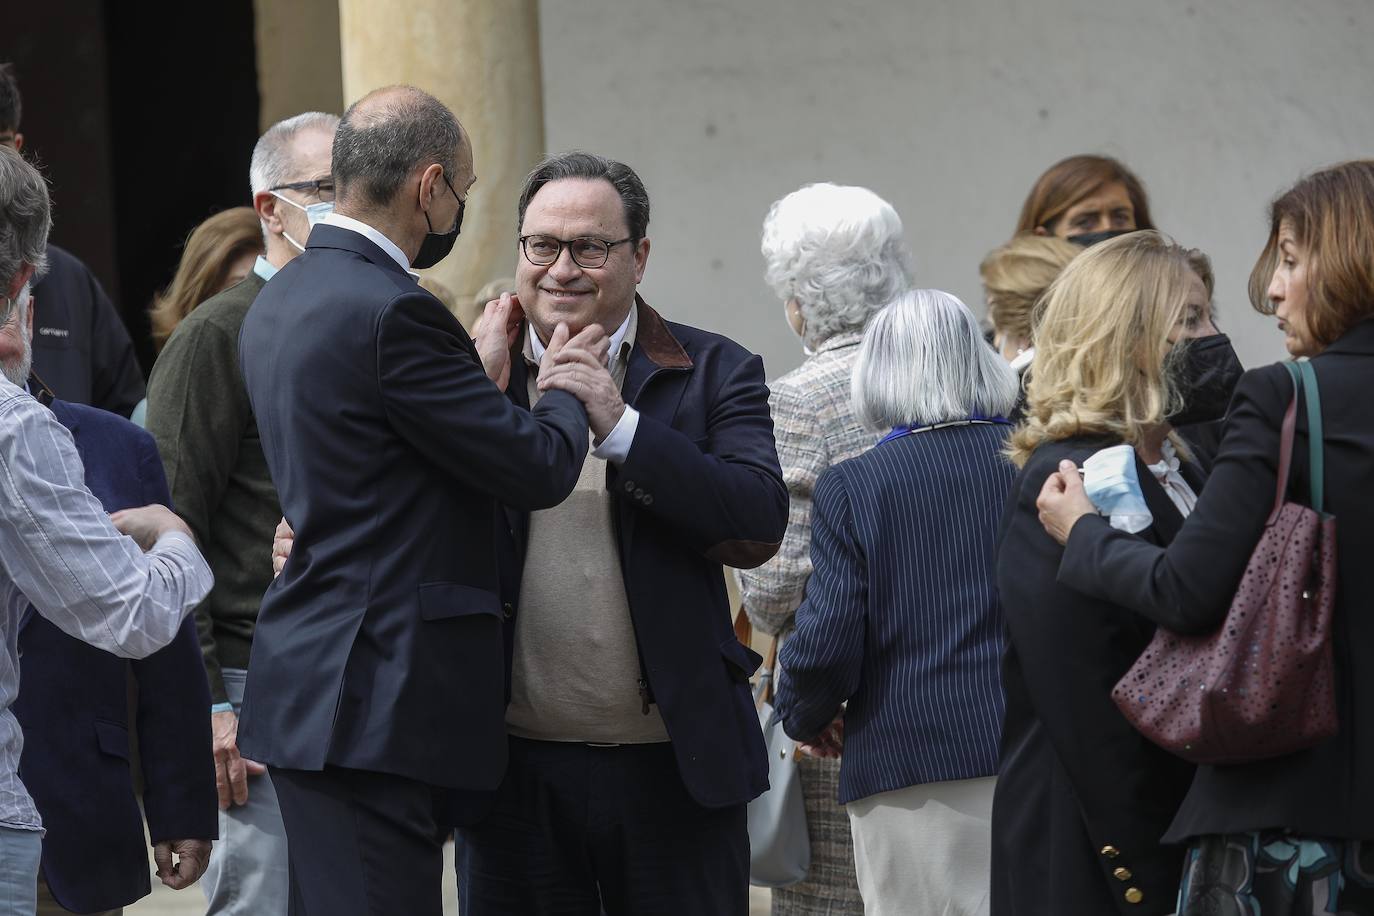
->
[505, 294, 692, 372]
[633, 295, 692, 370]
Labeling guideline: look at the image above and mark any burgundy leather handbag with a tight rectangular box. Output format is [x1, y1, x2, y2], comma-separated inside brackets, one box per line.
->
[1112, 360, 1338, 765]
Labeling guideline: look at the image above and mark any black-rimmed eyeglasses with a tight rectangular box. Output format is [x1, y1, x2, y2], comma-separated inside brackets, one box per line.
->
[269, 178, 335, 202]
[519, 234, 633, 269]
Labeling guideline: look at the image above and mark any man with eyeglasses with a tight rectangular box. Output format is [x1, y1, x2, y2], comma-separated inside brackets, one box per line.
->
[456, 151, 787, 915]
[144, 109, 339, 916]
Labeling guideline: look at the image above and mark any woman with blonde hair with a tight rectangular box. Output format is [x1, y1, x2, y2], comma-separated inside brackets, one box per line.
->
[1038, 161, 1374, 914]
[149, 206, 263, 351]
[979, 232, 1080, 371]
[991, 231, 1240, 915]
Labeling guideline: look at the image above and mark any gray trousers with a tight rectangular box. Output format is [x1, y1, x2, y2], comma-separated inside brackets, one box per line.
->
[201, 668, 289, 916]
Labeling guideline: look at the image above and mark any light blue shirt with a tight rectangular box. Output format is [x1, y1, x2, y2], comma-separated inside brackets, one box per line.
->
[0, 380, 213, 831]
[252, 255, 278, 282]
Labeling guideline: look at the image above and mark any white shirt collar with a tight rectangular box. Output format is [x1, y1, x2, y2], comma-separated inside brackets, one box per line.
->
[1009, 346, 1035, 372]
[320, 213, 416, 277]
[529, 306, 635, 368]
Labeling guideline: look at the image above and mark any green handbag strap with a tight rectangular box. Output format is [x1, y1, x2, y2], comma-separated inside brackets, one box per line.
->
[1282, 360, 1325, 513]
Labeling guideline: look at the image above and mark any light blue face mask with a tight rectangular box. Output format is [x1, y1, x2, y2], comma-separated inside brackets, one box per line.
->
[1081, 444, 1153, 534]
[271, 193, 334, 252]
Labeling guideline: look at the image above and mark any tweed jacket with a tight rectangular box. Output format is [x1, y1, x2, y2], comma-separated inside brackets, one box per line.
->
[739, 332, 874, 637]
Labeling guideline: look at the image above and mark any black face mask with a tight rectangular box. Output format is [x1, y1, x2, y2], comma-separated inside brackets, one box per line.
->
[412, 175, 464, 270]
[1167, 333, 1245, 426]
[1066, 228, 1136, 248]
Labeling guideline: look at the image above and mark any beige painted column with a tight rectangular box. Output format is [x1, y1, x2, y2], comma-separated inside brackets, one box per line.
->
[338, 0, 544, 330]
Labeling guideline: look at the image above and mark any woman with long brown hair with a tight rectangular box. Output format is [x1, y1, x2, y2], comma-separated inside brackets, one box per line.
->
[149, 206, 263, 352]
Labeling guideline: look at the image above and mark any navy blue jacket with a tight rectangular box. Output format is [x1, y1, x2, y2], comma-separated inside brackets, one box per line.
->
[500, 298, 786, 809]
[14, 398, 215, 913]
[237, 225, 590, 793]
[31, 244, 145, 417]
[992, 437, 1201, 916]
[775, 422, 1014, 804]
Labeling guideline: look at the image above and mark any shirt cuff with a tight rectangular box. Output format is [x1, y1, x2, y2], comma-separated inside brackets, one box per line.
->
[591, 405, 639, 465]
[151, 530, 215, 596]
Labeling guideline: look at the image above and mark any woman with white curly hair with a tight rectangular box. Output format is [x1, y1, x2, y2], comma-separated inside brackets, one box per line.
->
[739, 182, 912, 916]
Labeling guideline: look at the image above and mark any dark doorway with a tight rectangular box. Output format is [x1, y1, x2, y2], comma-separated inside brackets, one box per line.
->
[2, 0, 261, 376]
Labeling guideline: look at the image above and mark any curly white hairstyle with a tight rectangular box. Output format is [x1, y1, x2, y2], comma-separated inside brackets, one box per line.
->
[761, 183, 913, 349]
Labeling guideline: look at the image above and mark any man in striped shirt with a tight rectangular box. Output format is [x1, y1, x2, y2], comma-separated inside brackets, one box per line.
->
[0, 145, 214, 915]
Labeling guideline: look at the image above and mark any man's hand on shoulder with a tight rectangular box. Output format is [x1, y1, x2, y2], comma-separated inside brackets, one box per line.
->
[472, 291, 525, 391]
[537, 323, 623, 439]
[110, 505, 194, 551]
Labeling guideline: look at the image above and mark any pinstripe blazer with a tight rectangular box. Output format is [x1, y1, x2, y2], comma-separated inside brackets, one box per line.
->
[775, 422, 1015, 804]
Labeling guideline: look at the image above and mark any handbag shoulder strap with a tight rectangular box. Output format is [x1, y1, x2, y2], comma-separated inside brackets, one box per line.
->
[1296, 360, 1325, 514]
[1272, 362, 1303, 523]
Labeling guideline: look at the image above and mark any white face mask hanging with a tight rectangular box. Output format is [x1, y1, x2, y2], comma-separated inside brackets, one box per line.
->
[272, 193, 335, 252]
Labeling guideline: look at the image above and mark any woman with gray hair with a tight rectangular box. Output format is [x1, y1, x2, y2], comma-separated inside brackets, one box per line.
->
[739, 182, 912, 915]
[774, 289, 1018, 916]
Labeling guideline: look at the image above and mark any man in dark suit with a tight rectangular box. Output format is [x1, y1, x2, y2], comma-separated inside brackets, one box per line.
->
[0, 63, 144, 416]
[237, 86, 602, 916]
[456, 152, 786, 916]
[0, 295, 215, 915]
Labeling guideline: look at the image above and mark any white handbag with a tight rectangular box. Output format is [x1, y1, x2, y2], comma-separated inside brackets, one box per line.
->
[738, 613, 811, 888]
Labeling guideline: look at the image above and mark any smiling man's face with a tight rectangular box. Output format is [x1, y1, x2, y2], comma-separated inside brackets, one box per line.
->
[516, 177, 649, 343]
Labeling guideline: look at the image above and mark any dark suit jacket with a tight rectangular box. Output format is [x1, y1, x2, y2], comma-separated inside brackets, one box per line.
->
[31, 244, 145, 417]
[499, 298, 786, 809]
[1060, 319, 1374, 842]
[992, 437, 1201, 916]
[13, 399, 215, 913]
[775, 423, 1014, 805]
[237, 224, 589, 791]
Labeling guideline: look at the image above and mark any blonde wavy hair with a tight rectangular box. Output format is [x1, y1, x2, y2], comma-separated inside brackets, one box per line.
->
[980, 233, 1081, 348]
[1008, 231, 1213, 467]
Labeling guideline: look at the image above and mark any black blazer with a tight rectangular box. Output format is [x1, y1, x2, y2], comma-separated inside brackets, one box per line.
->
[14, 399, 215, 913]
[30, 244, 145, 417]
[1060, 318, 1374, 842]
[237, 225, 589, 791]
[993, 437, 1201, 916]
[499, 298, 787, 808]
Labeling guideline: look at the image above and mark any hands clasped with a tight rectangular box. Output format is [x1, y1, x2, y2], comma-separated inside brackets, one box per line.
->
[537, 321, 625, 441]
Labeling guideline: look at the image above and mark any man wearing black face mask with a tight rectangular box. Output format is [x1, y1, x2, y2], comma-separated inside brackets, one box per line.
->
[237, 85, 607, 916]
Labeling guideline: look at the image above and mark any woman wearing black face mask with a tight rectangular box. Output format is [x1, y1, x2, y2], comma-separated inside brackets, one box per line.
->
[1037, 160, 1374, 916]
[1015, 154, 1154, 244]
[993, 232, 1221, 916]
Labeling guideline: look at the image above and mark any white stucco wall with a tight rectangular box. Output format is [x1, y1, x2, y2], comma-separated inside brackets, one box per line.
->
[539, 0, 1374, 382]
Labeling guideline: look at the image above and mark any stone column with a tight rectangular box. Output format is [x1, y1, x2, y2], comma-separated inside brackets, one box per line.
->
[337, 0, 544, 329]
[255, 0, 344, 131]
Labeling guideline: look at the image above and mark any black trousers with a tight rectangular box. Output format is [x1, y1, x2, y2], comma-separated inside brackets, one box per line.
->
[272, 765, 451, 916]
[456, 737, 750, 916]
